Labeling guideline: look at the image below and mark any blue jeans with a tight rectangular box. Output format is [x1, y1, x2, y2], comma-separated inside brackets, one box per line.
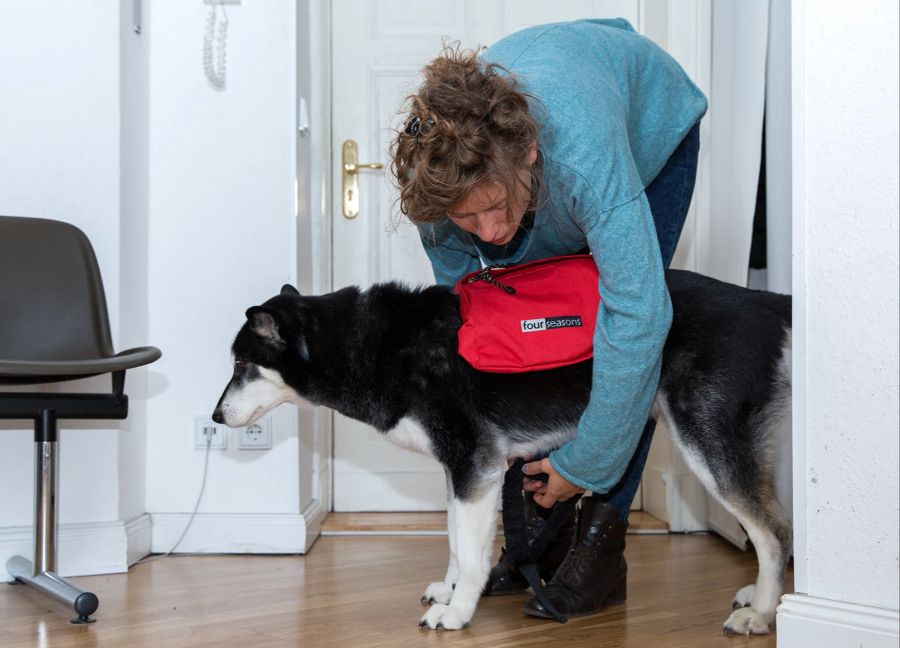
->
[601, 122, 701, 520]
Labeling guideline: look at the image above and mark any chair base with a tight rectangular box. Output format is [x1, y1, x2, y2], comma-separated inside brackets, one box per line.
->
[6, 555, 99, 624]
[0, 397, 127, 623]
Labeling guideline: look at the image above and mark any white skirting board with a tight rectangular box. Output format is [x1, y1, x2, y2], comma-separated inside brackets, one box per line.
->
[0, 513, 151, 584]
[642, 465, 711, 533]
[777, 594, 900, 648]
[150, 500, 327, 555]
[333, 470, 448, 512]
[1, 502, 327, 583]
[126, 513, 153, 564]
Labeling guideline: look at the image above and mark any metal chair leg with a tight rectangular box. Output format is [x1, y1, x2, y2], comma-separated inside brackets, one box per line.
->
[5, 409, 99, 624]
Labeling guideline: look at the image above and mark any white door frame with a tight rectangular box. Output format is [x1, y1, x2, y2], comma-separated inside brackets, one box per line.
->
[637, 0, 717, 533]
[295, 0, 334, 531]
[299, 0, 731, 528]
[786, 0, 807, 596]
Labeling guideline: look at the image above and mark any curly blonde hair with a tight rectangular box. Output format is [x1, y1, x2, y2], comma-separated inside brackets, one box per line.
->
[390, 45, 543, 225]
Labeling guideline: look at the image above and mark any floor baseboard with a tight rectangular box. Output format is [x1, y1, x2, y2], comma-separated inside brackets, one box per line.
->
[150, 507, 324, 554]
[777, 594, 900, 647]
[320, 510, 668, 536]
[0, 516, 147, 582]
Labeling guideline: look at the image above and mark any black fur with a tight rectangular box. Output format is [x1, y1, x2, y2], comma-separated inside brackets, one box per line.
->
[660, 271, 791, 504]
[221, 270, 789, 504]
[214, 268, 793, 633]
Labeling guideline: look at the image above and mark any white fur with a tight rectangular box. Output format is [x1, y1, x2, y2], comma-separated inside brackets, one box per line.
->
[420, 463, 505, 630]
[384, 417, 434, 457]
[217, 364, 311, 428]
[733, 583, 756, 608]
[656, 390, 785, 636]
[503, 426, 576, 462]
[383, 414, 497, 621]
[721, 518, 782, 634]
[725, 606, 774, 636]
[422, 579, 454, 606]
[779, 329, 792, 383]
[423, 472, 458, 606]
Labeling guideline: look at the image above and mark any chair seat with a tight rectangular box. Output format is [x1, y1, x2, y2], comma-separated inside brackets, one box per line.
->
[0, 346, 161, 384]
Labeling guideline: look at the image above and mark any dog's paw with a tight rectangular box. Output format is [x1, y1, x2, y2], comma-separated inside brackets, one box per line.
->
[420, 581, 453, 606]
[723, 607, 773, 635]
[418, 603, 470, 630]
[732, 584, 756, 610]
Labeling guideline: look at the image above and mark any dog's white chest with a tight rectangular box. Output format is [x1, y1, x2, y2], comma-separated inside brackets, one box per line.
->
[384, 418, 433, 457]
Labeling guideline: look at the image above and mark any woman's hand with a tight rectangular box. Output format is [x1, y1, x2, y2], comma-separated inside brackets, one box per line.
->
[522, 458, 586, 508]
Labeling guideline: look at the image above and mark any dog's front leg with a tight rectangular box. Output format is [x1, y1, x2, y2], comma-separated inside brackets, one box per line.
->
[419, 462, 504, 630]
[422, 470, 458, 605]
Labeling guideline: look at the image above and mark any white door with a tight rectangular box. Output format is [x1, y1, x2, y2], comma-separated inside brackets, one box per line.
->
[330, 0, 643, 511]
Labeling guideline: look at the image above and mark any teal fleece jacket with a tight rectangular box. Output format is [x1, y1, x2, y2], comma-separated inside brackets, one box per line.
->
[417, 19, 708, 493]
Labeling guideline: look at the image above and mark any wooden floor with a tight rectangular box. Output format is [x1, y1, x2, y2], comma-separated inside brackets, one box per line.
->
[0, 530, 792, 648]
[321, 510, 668, 534]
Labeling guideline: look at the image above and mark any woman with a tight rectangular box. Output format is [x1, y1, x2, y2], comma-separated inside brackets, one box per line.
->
[390, 18, 706, 620]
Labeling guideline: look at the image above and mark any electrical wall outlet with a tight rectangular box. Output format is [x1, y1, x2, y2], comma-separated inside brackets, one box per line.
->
[239, 417, 272, 450]
[194, 417, 228, 449]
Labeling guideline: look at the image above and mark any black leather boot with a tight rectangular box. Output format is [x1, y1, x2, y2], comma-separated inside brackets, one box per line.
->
[482, 492, 576, 596]
[522, 497, 628, 619]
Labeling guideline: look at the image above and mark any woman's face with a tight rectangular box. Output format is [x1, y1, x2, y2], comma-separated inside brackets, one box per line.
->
[446, 147, 537, 245]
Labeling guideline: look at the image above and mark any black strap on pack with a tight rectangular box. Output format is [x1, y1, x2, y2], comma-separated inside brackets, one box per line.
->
[501, 458, 579, 624]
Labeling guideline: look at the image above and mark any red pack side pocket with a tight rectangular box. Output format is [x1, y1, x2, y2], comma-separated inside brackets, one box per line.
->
[455, 255, 600, 373]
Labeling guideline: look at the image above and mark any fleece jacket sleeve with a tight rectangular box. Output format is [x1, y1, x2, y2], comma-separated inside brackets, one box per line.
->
[548, 177, 672, 494]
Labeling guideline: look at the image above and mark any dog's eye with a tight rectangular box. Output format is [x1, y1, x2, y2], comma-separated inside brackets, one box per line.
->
[234, 360, 247, 369]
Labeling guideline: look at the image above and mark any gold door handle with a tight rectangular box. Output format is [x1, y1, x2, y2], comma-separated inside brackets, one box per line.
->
[342, 139, 384, 219]
[344, 162, 384, 174]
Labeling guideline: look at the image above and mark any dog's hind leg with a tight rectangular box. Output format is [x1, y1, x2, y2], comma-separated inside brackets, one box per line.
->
[679, 452, 790, 633]
[659, 395, 791, 636]
[422, 470, 458, 606]
[720, 498, 792, 635]
[419, 461, 505, 630]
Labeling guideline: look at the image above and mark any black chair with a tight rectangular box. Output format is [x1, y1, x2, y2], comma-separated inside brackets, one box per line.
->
[0, 215, 161, 623]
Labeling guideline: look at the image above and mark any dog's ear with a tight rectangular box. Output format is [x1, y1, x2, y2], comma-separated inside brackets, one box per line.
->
[245, 306, 282, 341]
[281, 284, 301, 296]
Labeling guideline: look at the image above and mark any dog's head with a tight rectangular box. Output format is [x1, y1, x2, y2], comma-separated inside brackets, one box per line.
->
[212, 284, 313, 427]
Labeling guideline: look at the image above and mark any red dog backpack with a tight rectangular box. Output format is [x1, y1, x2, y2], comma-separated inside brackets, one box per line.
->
[454, 254, 600, 373]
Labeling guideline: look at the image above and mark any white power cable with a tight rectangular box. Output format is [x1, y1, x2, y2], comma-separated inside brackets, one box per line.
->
[136, 434, 213, 565]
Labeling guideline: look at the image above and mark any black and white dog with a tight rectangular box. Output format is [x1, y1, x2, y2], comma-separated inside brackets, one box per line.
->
[212, 270, 792, 635]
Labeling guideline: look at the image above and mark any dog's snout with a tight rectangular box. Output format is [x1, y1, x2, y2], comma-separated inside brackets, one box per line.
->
[212, 408, 224, 424]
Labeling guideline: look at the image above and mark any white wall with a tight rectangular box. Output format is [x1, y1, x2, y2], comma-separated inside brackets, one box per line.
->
[779, 0, 899, 645]
[120, 0, 153, 530]
[140, 0, 317, 551]
[1, 0, 321, 578]
[805, 0, 900, 609]
[801, 0, 899, 608]
[0, 1, 130, 576]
